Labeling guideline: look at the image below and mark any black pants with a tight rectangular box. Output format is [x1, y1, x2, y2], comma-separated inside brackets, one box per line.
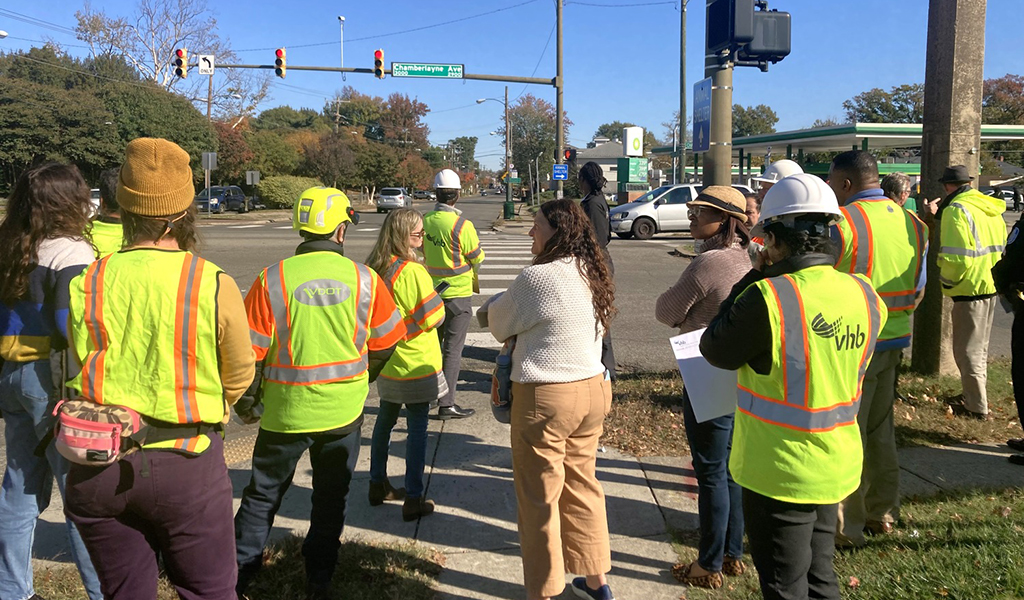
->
[1013, 305, 1024, 431]
[437, 296, 473, 408]
[235, 427, 360, 589]
[743, 488, 841, 600]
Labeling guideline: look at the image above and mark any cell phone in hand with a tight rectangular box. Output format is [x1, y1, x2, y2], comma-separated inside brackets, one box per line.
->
[434, 281, 450, 295]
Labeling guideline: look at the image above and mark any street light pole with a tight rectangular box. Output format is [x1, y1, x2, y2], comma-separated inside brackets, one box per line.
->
[555, 0, 564, 199]
[505, 85, 512, 209]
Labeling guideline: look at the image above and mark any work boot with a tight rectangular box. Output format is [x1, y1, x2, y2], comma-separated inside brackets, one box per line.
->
[403, 496, 436, 522]
[437, 404, 475, 420]
[368, 479, 406, 506]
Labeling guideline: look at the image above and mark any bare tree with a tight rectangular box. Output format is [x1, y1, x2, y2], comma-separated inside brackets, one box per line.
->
[74, 0, 269, 118]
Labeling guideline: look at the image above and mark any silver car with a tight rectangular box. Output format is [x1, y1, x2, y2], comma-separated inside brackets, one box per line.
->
[377, 187, 410, 212]
[610, 183, 753, 240]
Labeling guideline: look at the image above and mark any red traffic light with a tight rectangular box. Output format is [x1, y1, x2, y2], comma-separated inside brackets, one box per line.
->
[373, 49, 385, 79]
[374, 50, 383, 60]
[563, 149, 572, 160]
[276, 48, 285, 59]
[175, 49, 185, 58]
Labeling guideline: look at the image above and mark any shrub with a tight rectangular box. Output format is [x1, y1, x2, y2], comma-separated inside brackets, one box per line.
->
[258, 176, 323, 209]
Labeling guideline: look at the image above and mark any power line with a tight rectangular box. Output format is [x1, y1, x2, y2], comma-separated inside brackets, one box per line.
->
[234, 0, 542, 53]
[512, 22, 556, 102]
[9, 54, 168, 93]
[567, 0, 675, 6]
[0, 8, 78, 35]
[4, 35, 91, 49]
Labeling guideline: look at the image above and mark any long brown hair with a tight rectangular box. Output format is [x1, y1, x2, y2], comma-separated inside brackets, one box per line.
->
[534, 199, 616, 333]
[122, 206, 200, 251]
[366, 208, 422, 277]
[0, 163, 93, 305]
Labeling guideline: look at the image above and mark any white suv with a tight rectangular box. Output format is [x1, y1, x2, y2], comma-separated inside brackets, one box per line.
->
[610, 183, 753, 240]
[377, 187, 410, 212]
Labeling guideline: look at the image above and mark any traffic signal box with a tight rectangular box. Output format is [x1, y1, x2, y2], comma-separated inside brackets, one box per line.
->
[374, 49, 385, 79]
[173, 48, 187, 78]
[275, 48, 286, 78]
[706, 0, 790, 64]
[563, 148, 577, 166]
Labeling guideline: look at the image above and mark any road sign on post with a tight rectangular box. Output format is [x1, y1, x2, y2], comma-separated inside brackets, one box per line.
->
[202, 152, 218, 171]
[246, 170, 260, 186]
[693, 77, 712, 153]
[552, 164, 569, 180]
[198, 55, 215, 75]
[391, 63, 464, 78]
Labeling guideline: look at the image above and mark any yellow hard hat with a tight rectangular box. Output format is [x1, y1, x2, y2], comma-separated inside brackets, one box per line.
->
[293, 187, 359, 235]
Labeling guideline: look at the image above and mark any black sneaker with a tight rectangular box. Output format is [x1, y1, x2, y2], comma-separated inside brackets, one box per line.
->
[571, 577, 615, 600]
[948, 402, 993, 421]
[1007, 438, 1024, 452]
[437, 404, 476, 420]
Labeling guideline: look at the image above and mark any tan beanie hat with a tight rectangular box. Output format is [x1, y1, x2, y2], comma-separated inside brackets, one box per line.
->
[117, 138, 195, 217]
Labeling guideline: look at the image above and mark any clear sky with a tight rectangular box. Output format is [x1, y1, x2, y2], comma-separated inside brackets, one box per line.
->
[1, 1, 1021, 170]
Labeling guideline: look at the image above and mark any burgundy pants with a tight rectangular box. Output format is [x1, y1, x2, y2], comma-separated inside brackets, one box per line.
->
[64, 434, 237, 600]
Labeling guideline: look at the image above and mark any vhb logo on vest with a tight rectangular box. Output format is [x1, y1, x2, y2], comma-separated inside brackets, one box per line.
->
[812, 312, 866, 352]
[294, 279, 351, 306]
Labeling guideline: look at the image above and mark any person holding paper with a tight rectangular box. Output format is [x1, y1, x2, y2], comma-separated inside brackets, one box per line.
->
[700, 174, 886, 600]
[655, 186, 752, 589]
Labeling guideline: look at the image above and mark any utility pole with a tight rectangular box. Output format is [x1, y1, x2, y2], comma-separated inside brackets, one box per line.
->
[912, 0, 988, 376]
[206, 75, 213, 121]
[555, 0, 564, 199]
[338, 16, 346, 82]
[679, 0, 687, 183]
[505, 85, 512, 210]
[703, 52, 733, 186]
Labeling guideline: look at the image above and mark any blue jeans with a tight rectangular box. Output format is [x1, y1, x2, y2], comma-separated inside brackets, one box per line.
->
[235, 427, 360, 588]
[0, 360, 102, 600]
[681, 388, 744, 572]
[370, 401, 430, 498]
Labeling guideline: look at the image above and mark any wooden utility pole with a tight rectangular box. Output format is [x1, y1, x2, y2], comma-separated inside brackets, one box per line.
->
[912, 0, 988, 375]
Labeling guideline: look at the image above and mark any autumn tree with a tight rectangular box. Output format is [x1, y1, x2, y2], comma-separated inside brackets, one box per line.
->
[982, 73, 1024, 168]
[379, 93, 430, 149]
[301, 132, 356, 189]
[212, 121, 253, 184]
[842, 84, 924, 123]
[497, 94, 571, 197]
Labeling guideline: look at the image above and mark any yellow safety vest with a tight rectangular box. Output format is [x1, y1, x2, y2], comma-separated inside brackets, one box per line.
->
[68, 249, 225, 453]
[422, 206, 484, 298]
[376, 256, 447, 402]
[835, 198, 928, 343]
[248, 252, 405, 433]
[90, 220, 124, 258]
[730, 265, 886, 505]
[938, 188, 1007, 297]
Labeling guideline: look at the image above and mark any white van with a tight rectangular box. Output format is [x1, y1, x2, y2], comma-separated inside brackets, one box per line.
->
[610, 183, 753, 240]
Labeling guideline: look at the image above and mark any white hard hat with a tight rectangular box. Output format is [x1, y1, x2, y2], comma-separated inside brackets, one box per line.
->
[752, 159, 804, 184]
[759, 173, 843, 226]
[434, 169, 461, 190]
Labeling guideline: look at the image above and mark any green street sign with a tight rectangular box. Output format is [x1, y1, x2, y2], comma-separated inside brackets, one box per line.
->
[509, 177, 522, 184]
[391, 62, 464, 79]
[616, 157, 649, 184]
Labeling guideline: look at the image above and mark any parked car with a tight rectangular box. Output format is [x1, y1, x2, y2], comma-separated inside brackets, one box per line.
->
[89, 188, 101, 217]
[412, 189, 436, 200]
[984, 188, 1017, 211]
[195, 186, 254, 214]
[377, 187, 411, 212]
[609, 183, 754, 240]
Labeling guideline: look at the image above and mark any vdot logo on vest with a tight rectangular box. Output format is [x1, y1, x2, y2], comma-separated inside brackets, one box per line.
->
[812, 312, 866, 352]
[293, 279, 351, 306]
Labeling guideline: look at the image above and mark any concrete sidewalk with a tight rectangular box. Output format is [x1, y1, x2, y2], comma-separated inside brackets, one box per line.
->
[27, 362, 1024, 599]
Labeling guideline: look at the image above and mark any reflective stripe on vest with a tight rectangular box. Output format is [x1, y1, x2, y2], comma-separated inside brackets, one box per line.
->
[737, 274, 882, 432]
[81, 257, 110, 403]
[427, 217, 475, 277]
[939, 202, 1006, 258]
[262, 261, 374, 385]
[173, 254, 206, 421]
[842, 205, 874, 276]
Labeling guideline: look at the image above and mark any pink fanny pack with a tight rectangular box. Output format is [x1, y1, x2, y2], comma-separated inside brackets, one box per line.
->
[52, 400, 144, 466]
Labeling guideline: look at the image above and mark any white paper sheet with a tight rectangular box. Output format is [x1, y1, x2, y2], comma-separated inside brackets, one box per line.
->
[670, 328, 738, 423]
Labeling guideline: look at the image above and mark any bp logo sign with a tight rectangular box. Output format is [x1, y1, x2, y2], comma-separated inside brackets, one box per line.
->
[632, 138, 641, 151]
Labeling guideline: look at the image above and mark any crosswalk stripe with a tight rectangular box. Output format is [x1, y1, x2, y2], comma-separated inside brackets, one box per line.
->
[229, 224, 264, 229]
[354, 227, 380, 233]
[479, 264, 528, 270]
[464, 332, 503, 349]
[275, 225, 292, 229]
[475, 288, 507, 296]
[480, 256, 532, 261]
[479, 274, 517, 281]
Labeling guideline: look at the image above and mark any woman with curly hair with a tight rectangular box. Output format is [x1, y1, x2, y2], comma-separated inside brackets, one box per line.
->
[483, 199, 617, 600]
[365, 208, 446, 521]
[0, 163, 102, 600]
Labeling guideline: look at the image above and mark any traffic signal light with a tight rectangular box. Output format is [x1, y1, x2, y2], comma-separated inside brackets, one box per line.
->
[373, 49, 385, 79]
[563, 148, 577, 165]
[706, 0, 755, 54]
[736, 9, 791, 63]
[173, 48, 187, 78]
[274, 48, 286, 78]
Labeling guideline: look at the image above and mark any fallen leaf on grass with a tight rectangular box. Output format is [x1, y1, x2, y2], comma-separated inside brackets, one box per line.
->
[937, 586, 949, 596]
[995, 506, 1013, 518]
[848, 576, 860, 588]
[902, 412, 914, 421]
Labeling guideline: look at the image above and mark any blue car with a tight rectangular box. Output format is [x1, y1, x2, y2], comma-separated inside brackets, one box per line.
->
[195, 186, 254, 214]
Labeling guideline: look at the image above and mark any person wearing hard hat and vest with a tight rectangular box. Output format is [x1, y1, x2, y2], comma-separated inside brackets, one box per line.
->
[751, 158, 803, 203]
[63, 138, 256, 600]
[923, 165, 1007, 420]
[827, 150, 928, 547]
[701, 173, 886, 600]
[234, 187, 405, 600]
[422, 169, 484, 419]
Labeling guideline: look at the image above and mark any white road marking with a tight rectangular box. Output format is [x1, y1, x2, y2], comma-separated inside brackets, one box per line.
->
[478, 256, 532, 261]
[229, 224, 264, 229]
[475, 288, 507, 296]
[478, 274, 518, 281]
[275, 226, 292, 229]
[464, 332, 503, 349]
[354, 227, 380, 233]
[479, 264, 528, 270]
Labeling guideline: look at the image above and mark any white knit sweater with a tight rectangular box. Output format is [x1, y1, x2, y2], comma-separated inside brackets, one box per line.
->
[486, 257, 605, 384]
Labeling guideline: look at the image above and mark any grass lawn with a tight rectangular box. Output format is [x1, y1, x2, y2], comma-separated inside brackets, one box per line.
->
[34, 536, 444, 600]
[671, 488, 1024, 600]
[602, 359, 1021, 457]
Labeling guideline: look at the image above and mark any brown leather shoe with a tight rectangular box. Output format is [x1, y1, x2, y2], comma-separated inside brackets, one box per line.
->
[865, 520, 894, 535]
[402, 497, 435, 521]
[368, 479, 406, 506]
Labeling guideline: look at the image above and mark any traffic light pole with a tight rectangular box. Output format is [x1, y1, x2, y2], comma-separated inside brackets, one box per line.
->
[679, 0, 687, 183]
[505, 85, 513, 212]
[555, 0, 564, 200]
[217, 63, 555, 86]
[703, 53, 733, 186]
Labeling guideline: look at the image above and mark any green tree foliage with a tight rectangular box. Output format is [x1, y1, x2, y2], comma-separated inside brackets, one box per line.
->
[301, 132, 357, 189]
[842, 84, 924, 123]
[254, 106, 330, 132]
[420, 147, 447, 170]
[258, 175, 323, 209]
[732, 104, 779, 138]
[982, 73, 1024, 168]
[246, 130, 301, 178]
[449, 136, 478, 173]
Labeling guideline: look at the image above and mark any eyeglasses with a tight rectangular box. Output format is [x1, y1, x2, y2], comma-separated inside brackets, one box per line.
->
[410, 231, 425, 239]
[687, 206, 704, 219]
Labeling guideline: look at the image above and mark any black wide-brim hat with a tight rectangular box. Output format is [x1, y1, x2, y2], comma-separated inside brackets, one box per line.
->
[938, 165, 974, 184]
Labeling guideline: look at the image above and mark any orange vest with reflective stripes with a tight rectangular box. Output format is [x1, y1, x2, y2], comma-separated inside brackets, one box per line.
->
[246, 251, 405, 433]
[68, 249, 226, 453]
[730, 265, 887, 504]
[835, 197, 928, 343]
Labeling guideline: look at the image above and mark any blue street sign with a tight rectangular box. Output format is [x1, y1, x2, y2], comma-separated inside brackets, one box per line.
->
[693, 77, 712, 153]
[552, 163, 569, 180]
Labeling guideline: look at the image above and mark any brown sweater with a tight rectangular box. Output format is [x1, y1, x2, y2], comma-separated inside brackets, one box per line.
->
[655, 245, 753, 334]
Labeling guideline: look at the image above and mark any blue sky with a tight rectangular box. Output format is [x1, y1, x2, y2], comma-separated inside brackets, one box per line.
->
[2, 1, 1022, 170]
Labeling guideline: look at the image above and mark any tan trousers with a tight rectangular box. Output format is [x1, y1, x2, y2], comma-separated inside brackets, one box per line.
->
[952, 296, 998, 414]
[510, 374, 613, 599]
[837, 348, 901, 546]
